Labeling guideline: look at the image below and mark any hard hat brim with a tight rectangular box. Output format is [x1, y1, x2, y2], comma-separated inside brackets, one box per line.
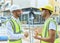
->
[40, 8, 53, 12]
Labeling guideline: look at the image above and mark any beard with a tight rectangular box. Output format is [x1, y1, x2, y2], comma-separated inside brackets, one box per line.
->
[16, 14, 20, 17]
[16, 12, 21, 17]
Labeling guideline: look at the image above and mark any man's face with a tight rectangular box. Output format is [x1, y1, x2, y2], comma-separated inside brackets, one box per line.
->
[41, 9, 49, 18]
[13, 10, 22, 17]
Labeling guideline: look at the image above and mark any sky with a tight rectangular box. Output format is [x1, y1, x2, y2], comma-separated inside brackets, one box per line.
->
[2, 0, 49, 9]
[30, 0, 49, 8]
[37, 0, 49, 8]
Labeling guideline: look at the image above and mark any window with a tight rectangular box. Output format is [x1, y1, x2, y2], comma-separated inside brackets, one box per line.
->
[3, 11, 11, 18]
[0, 5, 2, 9]
[55, 0, 57, 1]
[20, 12, 45, 24]
[59, 8, 60, 13]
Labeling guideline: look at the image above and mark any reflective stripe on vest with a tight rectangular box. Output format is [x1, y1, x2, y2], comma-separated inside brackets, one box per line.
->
[8, 18, 22, 43]
[41, 18, 58, 43]
[10, 18, 21, 34]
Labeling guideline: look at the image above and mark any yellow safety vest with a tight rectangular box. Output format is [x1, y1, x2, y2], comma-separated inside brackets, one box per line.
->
[41, 18, 58, 43]
[9, 18, 22, 43]
[54, 38, 60, 43]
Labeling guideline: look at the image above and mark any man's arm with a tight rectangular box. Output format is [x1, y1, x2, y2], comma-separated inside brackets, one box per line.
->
[6, 21, 25, 39]
[34, 29, 56, 42]
[34, 21, 56, 42]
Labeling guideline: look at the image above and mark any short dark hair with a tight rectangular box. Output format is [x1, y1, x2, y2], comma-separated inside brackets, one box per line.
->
[49, 10, 52, 15]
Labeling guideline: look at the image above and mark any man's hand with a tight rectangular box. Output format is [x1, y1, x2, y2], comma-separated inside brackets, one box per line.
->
[34, 30, 38, 36]
[24, 32, 28, 38]
[33, 30, 41, 40]
[33, 35, 41, 40]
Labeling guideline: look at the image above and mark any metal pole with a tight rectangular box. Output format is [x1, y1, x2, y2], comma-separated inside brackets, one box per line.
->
[31, 17, 34, 43]
[28, 13, 31, 43]
[28, 13, 34, 43]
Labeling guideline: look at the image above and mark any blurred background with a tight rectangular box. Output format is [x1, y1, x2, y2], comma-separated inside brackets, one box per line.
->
[0, 0, 60, 43]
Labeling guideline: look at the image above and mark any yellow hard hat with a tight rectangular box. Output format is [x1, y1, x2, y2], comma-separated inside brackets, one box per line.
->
[39, 4, 54, 12]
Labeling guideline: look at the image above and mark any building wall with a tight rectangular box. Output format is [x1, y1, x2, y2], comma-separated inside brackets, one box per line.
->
[0, 12, 3, 17]
[49, 0, 60, 15]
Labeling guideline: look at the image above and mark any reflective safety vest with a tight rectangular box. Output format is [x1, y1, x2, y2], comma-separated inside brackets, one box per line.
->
[41, 18, 58, 43]
[54, 38, 60, 43]
[9, 18, 22, 43]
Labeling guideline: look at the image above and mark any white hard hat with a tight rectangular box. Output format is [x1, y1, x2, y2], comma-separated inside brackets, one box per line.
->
[10, 5, 20, 12]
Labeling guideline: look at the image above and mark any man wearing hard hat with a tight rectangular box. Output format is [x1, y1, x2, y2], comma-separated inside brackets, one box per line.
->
[34, 4, 58, 43]
[6, 5, 28, 43]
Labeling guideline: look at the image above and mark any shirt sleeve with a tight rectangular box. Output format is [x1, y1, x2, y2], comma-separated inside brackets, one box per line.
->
[6, 21, 25, 40]
[49, 21, 56, 30]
